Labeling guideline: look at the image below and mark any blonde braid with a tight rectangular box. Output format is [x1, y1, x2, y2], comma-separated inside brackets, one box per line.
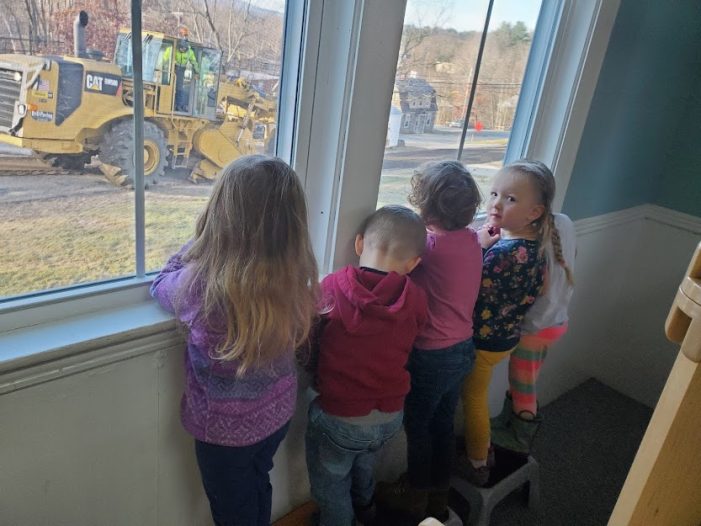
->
[535, 212, 551, 261]
[550, 216, 574, 285]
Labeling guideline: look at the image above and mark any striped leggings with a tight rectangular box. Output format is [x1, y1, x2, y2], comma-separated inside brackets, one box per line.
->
[509, 323, 568, 415]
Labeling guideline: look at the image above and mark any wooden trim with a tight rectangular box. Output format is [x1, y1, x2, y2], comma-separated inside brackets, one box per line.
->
[608, 352, 701, 525]
[273, 502, 318, 526]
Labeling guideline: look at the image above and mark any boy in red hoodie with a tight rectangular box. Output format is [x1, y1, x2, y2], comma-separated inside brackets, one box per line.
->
[305, 205, 429, 526]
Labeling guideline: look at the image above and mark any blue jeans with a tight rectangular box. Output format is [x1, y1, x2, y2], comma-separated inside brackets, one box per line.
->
[194, 422, 290, 526]
[306, 400, 403, 526]
[404, 339, 475, 489]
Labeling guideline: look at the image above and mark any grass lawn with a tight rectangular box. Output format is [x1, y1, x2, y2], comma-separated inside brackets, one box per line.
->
[0, 190, 208, 298]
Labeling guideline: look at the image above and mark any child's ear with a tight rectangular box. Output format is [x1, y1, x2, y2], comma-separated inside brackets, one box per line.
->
[405, 255, 421, 274]
[529, 204, 545, 224]
[354, 234, 364, 257]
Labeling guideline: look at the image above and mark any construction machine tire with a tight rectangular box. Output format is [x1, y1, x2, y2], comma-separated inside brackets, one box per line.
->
[99, 120, 168, 187]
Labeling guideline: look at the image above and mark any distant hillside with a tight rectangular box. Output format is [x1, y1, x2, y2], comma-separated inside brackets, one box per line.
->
[398, 21, 533, 129]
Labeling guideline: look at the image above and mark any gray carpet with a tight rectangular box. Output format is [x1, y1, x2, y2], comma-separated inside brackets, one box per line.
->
[450, 378, 653, 525]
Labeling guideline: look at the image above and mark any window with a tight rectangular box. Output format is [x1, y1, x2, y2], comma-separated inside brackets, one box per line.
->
[0, 0, 290, 300]
[378, 0, 544, 209]
[0, 0, 620, 327]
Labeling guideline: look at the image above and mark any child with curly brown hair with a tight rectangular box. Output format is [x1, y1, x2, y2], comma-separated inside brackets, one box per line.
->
[377, 160, 483, 523]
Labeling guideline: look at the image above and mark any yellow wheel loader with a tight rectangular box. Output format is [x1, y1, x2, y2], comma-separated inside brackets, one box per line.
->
[0, 28, 276, 186]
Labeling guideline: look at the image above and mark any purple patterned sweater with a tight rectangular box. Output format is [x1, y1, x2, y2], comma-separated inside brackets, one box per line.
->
[150, 244, 297, 447]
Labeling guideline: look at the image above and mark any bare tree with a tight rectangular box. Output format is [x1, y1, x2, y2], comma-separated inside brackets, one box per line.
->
[396, 0, 451, 76]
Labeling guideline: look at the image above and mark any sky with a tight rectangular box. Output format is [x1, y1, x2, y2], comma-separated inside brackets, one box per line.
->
[250, 0, 542, 33]
[404, 0, 542, 32]
[250, 0, 286, 12]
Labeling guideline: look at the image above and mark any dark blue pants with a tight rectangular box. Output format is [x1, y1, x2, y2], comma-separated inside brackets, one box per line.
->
[404, 339, 475, 489]
[175, 65, 188, 111]
[194, 422, 290, 526]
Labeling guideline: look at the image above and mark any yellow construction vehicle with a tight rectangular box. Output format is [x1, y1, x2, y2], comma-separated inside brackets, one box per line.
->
[0, 27, 276, 186]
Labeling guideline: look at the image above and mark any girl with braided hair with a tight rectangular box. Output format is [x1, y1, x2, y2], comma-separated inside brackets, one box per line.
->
[489, 161, 576, 456]
[458, 159, 554, 486]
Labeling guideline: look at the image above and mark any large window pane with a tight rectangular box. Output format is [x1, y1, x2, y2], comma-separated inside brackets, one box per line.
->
[378, 0, 542, 208]
[0, 1, 135, 299]
[0, 0, 288, 298]
[144, 0, 287, 272]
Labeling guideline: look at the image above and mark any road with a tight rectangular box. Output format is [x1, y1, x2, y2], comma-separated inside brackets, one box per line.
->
[0, 126, 508, 204]
[384, 126, 507, 170]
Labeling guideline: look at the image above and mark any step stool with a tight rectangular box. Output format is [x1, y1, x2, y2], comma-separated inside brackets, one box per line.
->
[419, 507, 462, 526]
[450, 449, 539, 526]
[374, 504, 463, 525]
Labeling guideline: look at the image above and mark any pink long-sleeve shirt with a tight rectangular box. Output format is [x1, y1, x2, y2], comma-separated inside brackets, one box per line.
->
[410, 227, 483, 350]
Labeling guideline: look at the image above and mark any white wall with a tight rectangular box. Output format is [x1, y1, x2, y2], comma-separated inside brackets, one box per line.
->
[0, 331, 312, 525]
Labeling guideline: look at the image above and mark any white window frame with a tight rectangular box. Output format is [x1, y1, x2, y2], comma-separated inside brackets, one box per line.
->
[0, 0, 621, 364]
[0, 0, 313, 339]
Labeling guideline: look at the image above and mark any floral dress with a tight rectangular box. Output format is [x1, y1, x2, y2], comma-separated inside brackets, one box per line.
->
[473, 239, 545, 352]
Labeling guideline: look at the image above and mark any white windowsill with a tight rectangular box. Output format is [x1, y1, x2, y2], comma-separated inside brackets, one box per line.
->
[0, 295, 175, 376]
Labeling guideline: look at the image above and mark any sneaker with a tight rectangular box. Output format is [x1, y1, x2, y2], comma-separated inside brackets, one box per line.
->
[453, 453, 490, 487]
[375, 473, 428, 520]
[455, 437, 495, 467]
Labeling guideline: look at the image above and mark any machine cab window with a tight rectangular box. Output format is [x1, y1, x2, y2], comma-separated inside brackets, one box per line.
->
[115, 31, 169, 84]
[114, 31, 220, 117]
[194, 47, 222, 120]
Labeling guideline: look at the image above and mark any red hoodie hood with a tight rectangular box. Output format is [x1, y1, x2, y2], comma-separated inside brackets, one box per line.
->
[323, 265, 422, 335]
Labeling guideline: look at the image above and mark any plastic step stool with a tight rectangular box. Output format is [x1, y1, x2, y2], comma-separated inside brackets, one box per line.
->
[450, 449, 539, 526]
[418, 508, 462, 525]
[417, 507, 462, 526]
[373, 505, 463, 525]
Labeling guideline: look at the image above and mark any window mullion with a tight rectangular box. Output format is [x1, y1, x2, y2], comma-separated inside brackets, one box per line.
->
[131, 0, 146, 277]
[276, 0, 307, 165]
[457, 0, 495, 161]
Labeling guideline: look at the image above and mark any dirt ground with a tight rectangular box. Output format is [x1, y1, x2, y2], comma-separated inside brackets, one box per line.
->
[0, 165, 211, 205]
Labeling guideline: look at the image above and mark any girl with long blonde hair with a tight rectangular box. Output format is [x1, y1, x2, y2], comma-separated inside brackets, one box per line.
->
[458, 159, 551, 486]
[489, 160, 576, 456]
[151, 155, 319, 525]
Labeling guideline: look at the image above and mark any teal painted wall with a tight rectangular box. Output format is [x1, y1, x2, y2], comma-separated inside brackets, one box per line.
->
[563, 0, 701, 220]
[655, 62, 701, 216]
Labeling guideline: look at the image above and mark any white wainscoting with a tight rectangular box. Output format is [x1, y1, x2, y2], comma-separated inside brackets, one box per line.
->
[0, 329, 313, 525]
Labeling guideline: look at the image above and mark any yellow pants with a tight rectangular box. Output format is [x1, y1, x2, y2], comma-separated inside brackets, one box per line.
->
[462, 348, 514, 460]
